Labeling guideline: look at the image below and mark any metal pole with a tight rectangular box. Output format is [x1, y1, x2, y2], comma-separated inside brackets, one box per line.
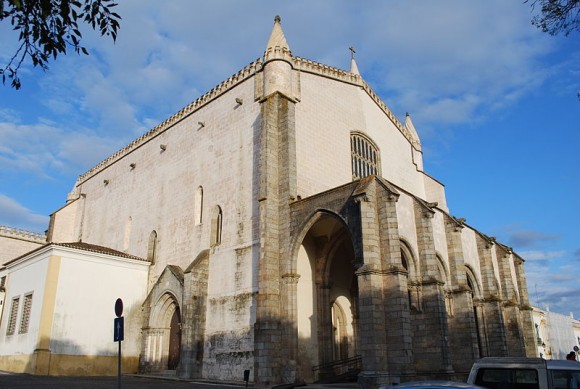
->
[118, 339, 121, 389]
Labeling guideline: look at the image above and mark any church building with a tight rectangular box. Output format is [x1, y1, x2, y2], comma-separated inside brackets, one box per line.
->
[0, 17, 536, 388]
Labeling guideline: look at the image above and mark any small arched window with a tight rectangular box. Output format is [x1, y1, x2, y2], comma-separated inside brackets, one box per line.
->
[147, 230, 158, 264]
[210, 206, 223, 246]
[194, 186, 203, 225]
[351, 132, 380, 180]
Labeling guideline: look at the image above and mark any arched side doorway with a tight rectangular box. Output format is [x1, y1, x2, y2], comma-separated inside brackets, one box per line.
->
[142, 292, 182, 372]
[295, 212, 358, 382]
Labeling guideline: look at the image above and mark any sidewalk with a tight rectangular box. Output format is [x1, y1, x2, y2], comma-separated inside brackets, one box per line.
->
[0, 370, 360, 389]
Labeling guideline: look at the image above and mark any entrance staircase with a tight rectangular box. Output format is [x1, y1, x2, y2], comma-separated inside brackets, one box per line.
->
[312, 355, 362, 384]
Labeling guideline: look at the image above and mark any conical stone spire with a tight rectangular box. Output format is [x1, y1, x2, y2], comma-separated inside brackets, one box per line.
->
[404, 112, 422, 151]
[349, 47, 360, 75]
[264, 16, 292, 62]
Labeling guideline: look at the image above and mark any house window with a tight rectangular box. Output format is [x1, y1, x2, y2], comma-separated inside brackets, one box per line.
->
[7, 297, 19, 335]
[210, 206, 223, 246]
[0, 276, 5, 291]
[19, 293, 32, 334]
[351, 132, 380, 180]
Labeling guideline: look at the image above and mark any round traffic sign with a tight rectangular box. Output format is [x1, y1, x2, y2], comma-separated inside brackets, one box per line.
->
[115, 298, 123, 317]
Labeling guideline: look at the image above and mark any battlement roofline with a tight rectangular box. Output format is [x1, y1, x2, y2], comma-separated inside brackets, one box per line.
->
[0, 226, 46, 243]
[74, 19, 421, 186]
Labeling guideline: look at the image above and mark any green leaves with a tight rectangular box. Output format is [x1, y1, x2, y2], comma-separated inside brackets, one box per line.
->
[528, 0, 580, 37]
[0, 0, 122, 89]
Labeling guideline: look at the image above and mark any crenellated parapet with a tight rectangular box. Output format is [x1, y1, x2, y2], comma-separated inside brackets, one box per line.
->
[0, 226, 46, 243]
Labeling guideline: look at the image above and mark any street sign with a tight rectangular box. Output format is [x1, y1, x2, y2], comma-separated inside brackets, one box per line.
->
[115, 298, 123, 317]
[114, 316, 124, 342]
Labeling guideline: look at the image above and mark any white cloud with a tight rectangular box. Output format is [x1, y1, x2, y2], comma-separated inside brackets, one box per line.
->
[0, 194, 49, 232]
[0, 121, 126, 179]
[520, 250, 566, 261]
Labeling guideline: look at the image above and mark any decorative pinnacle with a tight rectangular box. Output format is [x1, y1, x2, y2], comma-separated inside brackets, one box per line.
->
[275, 15, 281, 23]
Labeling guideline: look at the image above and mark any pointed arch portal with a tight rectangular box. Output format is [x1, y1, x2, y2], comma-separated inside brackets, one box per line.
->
[295, 212, 358, 381]
[142, 292, 182, 372]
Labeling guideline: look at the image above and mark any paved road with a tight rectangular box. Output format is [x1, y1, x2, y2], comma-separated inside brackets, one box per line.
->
[0, 372, 255, 389]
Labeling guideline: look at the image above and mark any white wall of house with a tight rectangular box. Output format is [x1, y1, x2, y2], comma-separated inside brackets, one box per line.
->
[0, 244, 149, 374]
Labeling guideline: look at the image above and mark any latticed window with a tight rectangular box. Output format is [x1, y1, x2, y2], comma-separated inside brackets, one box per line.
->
[351, 132, 380, 180]
[19, 293, 33, 334]
[7, 297, 19, 335]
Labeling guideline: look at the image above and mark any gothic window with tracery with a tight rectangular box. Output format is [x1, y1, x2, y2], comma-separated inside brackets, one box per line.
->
[351, 132, 380, 180]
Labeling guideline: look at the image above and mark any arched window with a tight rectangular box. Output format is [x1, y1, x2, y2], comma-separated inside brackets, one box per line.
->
[401, 240, 420, 312]
[148, 230, 158, 264]
[194, 186, 203, 225]
[351, 132, 380, 180]
[210, 206, 222, 246]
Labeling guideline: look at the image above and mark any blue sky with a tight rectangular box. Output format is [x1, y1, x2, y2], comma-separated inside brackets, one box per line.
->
[1, 1, 579, 317]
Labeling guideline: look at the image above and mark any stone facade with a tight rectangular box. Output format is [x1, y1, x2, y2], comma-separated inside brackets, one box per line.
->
[0, 17, 536, 388]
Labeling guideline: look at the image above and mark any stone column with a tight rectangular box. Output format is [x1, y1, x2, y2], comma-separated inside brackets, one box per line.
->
[514, 258, 536, 356]
[476, 235, 508, 357]
[280, 273, 300, 383]
[495, 247, 525, 357]
[376, 182, 414, 380]
[179, 255, 208, 379]
[255, 53, 298, 383]
[316, 283, 334, 380]
[354, 190, 390, 389]
[444, 216, 479, 374]
[412, 201, 452, 376]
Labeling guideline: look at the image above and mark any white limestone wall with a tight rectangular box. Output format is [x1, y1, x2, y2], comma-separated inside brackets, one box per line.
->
[0, 228, 45, 263]
[50, 249, 149, 357]
[432, 212, 450, 269]
[461, 228, 482, 291]
[49, 78, 261, 364]
[295, 73, 427, 200]
[395, 193, 419, 259]
[0, 247, 148, 360]
[66, 78, 259, 291]
[0, 252, 49, 357]
[424, 174, 448, 212]
[491, 247, 502, 295]
[49, 198, 81, 243]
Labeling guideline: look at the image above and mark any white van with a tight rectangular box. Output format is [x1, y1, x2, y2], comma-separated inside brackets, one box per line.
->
[467, 358, 580, 389]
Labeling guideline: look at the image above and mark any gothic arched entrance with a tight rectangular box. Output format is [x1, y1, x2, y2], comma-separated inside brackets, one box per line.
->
[140, 265, 184, 375]
[295, 212, 358, 382]
[168, 306, 182, 370]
